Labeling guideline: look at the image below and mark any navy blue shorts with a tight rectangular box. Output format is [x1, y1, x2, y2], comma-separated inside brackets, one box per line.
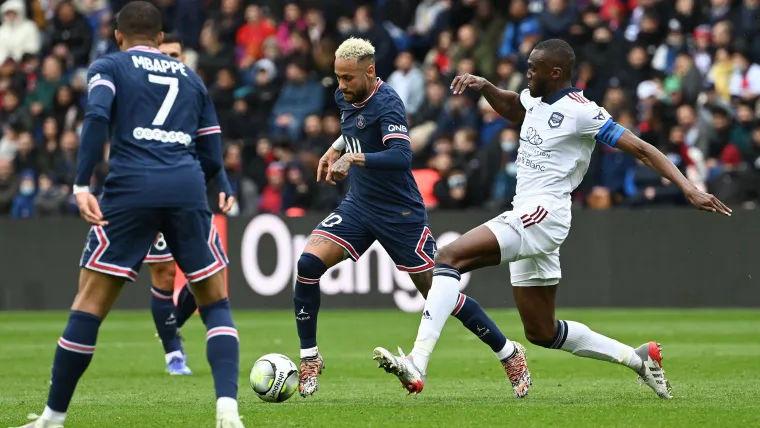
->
[313, 201, 436, 273]
[144, 233, 174, 264]
[80, 207, 228, 282]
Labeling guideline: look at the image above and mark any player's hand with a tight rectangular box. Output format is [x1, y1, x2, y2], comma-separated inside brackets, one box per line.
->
[75, 192, 108, 226]
[329, 154, 353, 181]
[218, 192, 236, 213]
[317, 146, 341, 185]
[685, 187, 732, 216]
[450, 73, 487, 95]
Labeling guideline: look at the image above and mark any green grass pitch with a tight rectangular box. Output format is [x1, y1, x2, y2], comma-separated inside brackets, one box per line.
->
[1, 309, 759, 427]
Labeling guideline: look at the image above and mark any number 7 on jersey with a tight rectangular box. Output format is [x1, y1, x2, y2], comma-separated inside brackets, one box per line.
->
[148, 74, 179, 126]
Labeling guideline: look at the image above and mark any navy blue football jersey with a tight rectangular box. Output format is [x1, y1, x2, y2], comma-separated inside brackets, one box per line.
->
[336, 79, 426, 222]
[82, 45, 221, 209]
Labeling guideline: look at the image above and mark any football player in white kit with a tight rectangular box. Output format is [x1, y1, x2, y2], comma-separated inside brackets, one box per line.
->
[372, 39, 731, 399]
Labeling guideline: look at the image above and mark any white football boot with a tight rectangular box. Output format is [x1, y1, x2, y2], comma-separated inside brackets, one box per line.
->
[372, 347, 425, 394]
[216, 414, 245, 428]
[635, 341, 673, 399]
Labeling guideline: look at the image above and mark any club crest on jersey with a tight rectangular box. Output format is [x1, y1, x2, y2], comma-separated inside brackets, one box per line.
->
[548, 112, 564, 129]
[356, 115, 366, 129]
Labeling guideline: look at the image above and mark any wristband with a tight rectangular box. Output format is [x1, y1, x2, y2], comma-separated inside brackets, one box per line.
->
[73, 185, 91, 195]
[331, 135, 346, 151]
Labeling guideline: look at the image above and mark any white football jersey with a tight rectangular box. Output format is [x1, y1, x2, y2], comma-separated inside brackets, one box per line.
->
[513, 88, 623, 207]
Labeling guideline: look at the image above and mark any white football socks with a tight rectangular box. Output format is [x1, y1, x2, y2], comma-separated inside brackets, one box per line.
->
[300, 346, 319, 359]
[216, 397, 239, 416]
[495, 341, 517, 360]
[41, 406, 66, 424]
[410, 272, 460, 375]
[560, 320, 643, 371]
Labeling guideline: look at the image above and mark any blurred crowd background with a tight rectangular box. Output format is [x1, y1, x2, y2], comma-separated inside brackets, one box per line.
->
[0, 0, 758, 219]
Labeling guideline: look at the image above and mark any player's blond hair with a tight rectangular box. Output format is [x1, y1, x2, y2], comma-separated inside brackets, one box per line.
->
[335, 37, 375, 62]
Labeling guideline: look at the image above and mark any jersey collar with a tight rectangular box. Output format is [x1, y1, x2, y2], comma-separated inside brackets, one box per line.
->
[352, 78, 383, 108]
[542, 87, 582, 105]
[127, 45, 162, 54]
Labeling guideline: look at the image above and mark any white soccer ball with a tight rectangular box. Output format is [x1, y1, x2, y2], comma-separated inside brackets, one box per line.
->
[250, 353, 299, 403]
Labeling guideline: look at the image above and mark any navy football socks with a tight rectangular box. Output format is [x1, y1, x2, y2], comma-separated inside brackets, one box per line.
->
[452, 293, 509, 354]
[199, 298, 239, 400]
[47, 311, 101, 413]
[175, 282, 197, 329]
[150, 286, 183, 355]
[293, 253, 327, 353]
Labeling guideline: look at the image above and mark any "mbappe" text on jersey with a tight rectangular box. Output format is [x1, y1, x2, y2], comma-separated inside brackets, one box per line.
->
[131, 55, 188, 76]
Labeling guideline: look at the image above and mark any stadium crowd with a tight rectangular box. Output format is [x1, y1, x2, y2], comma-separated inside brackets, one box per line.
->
[0, 0, 758, 219]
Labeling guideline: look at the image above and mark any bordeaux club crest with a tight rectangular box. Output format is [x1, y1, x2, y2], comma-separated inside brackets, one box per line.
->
[548, 112, 564, 129]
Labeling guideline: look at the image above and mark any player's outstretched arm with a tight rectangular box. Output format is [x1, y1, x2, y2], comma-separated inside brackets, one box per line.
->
[615, 130, 732, 216]
[450, 74, 525, 124]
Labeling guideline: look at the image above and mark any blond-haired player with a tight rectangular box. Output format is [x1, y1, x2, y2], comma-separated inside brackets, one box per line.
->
[292, 37, 528, 398]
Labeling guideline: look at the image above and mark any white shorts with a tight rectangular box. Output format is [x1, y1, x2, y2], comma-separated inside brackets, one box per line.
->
[484, 198, 571, 286]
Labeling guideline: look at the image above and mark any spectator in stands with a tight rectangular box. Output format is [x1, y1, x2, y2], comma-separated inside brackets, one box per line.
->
[498, 0, 538, 59]
[434, 163, 470, 210]
[388, 51, 425, 116]
[12, 131, 35, 173]
[11, 169, 35, 218]
[0, 90, 30, 132]
[270, 58, 324, 142]
[45, 1, 92, 68]
[90, 12, 118, 61]
[237, 5, 276, 68]
[212, 0, 244, 47]
[25, 56, 66, 119]
[258, 162, 285, 214]
[540, 0, 573, 40]
[351, 5, 397, 80]
[728, 49, 760, 100]
[0, 0, 41, 63]
[51, 84, 82, 133]
[35, 172, 67, 216]
[0, 157, 16, 215]
[452, 24, 495, 79]
[276, 2, 307, 56]
[197, 22, 236, 85]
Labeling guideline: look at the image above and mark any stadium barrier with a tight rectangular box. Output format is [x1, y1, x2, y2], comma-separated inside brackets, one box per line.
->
[0, 210, 757, 311]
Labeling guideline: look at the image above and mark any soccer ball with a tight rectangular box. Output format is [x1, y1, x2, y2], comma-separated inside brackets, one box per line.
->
[250, 353, 299, 403]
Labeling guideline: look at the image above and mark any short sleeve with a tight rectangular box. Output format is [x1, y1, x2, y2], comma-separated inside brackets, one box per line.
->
[379, 98, 411, 146]
[197, 90, 221, 138]
[577, 105, 625, 147]
[518, 89, 538, 111]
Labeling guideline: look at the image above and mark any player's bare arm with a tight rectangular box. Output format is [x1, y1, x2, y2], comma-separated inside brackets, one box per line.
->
[450, 74, 526, 124]
[615, 131, 732, 216]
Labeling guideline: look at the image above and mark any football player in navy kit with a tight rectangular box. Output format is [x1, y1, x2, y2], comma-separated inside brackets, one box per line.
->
[145, 33, 236, 376]
[15, 4, 243, 427]
[293, 37, 524, 398]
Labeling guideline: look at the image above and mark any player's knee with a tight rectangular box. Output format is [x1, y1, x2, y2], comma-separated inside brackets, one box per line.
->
[297, 252, 328, 282]
[434, 245, 463, 270]
[150, 262, 176, 291]
[523, 321, 558, 348]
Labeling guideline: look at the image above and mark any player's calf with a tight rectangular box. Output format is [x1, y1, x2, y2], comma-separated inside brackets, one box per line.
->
[190, 271, 241, 419]
[293, 251, 330, 397]
[175, 282, 198, 328]
[26, 270, 123, 427]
